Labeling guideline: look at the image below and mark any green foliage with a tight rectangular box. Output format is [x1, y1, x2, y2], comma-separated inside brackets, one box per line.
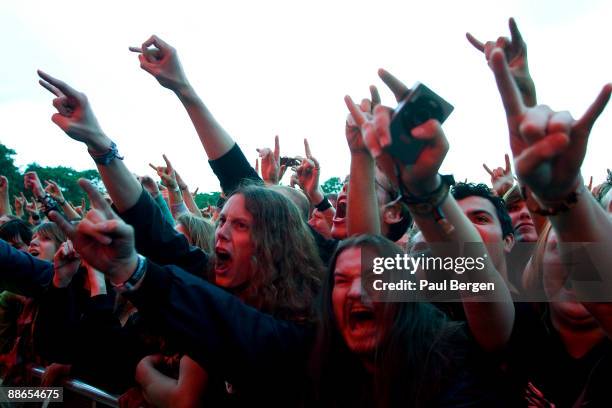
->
[1, 142, 223, 212]
[0, 142, 102, 209]
[321, 176, 343, 195]
[0, 144, 23, 198]
[24, 163, 102, 205]
[194, 191, 221, 209]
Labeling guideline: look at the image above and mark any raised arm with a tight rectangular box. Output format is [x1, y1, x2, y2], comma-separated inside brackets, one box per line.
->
[174, 170, 203, 218]
[44, 180, 81, 221]
[132, 36, 233, 160]
[467, 17, 537, 107]
[296, 138, 335, 225]
[351, 68, 515, 352]
[489, 47, 612, 334]
[37, 70, 142, 213]
[483, 154, 515, 197]
[37, 72, 207, 275]
[131, 36, 261, 193]
[344, 87, 383, 237]
[149, 155, 189, 219]
[468, 18, 549, 234]
[48, 182, 312, 396]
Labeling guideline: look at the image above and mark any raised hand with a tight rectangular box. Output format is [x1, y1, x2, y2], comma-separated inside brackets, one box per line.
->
[257, 135, 287, 185]
[296, 139, 323, 203]
[174, 169, 189, 191]
[466, 18, 536, 106]
[24, 198, 38, 215]
[24, 171, 45, 198]
[131, 35, 190, 92]
[38, 71, 111, 152]
[74, 198, 87, 217]
[345, 86, 381, 155]
[149, 154, 178, 190]
[44, 180, 66, 203]
[346, 69, 449, 195]
[14, 193, 25, 217]
[490, 48, 612, 202]
[138, 175, 161, 197]
[483, 154, 515, 196]
[48, 179, 138, 285]
[53, 240, 81, 288]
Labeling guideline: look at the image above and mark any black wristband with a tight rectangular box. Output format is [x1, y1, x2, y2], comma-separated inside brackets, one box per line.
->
[36, 193, 61, 216]
[89, 141, 124, 166]
[315, 196, 332, 212]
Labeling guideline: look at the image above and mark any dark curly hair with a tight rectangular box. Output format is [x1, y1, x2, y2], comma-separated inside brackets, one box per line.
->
[451, 182, 514, 238]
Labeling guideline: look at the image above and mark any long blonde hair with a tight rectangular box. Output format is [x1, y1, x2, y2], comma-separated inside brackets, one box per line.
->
[176, 213, 215, 254]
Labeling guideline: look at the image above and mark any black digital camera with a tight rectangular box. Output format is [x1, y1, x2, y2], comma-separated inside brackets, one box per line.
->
[388, 83, 454, 164]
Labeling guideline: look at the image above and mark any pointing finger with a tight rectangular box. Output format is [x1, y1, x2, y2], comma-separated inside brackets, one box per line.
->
[304, 138, 312, 159]
[37, 70, 79, 98]
[466, 32, 485, 52]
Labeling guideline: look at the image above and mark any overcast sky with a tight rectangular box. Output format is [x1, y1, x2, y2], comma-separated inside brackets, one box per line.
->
[0, 0, 610, 192]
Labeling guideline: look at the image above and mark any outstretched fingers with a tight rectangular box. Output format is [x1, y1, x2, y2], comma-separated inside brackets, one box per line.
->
[466, 32, 485, 52]
[369, 85, 381, 108]
[508, 17, 524, 45]
[274, 135, 280, 163]
[573, 83, 612, 137]
[37, 70, 79, 98]
[162, 154, 173, 170]
[490, 48, 524, 118]
[344, 95, 366, 127]
[378, 68, 410, 102]
[38, 79, 63, 97]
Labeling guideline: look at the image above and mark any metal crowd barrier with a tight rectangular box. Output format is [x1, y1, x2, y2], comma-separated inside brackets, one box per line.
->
[31, 366, 119, 407]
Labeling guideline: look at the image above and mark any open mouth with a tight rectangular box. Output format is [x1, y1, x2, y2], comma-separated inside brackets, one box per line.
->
[334, 200, 347, 222]
[28, 247, 40, 257]
[214, 248, 232, 274]
[348, 308, 375, 332]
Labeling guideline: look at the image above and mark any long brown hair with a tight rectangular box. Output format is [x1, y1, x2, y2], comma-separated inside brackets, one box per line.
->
[312, 235, 466, 408]
[234, 185, 324, 323]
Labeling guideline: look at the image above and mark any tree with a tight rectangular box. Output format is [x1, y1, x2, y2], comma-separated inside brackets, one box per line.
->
[194, 192, 221, 209]
[0, 143, 24, 199]
[321, 177, 343, 195]
[24, 163, 102, 205]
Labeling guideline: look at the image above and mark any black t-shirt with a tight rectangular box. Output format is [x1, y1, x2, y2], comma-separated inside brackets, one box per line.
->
[505, 303, 612, 407]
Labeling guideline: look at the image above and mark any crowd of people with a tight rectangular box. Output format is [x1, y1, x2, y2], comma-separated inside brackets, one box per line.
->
[1, 18, 612, 407]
